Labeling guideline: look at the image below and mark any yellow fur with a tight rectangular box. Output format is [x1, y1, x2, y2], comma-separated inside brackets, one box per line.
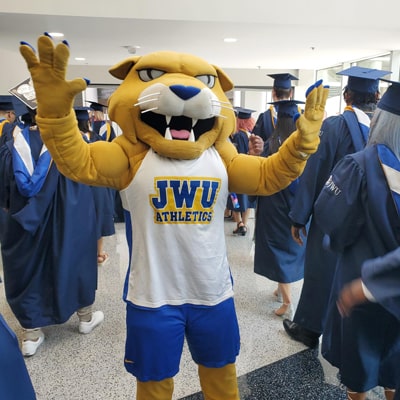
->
[22, 35, 327, 193]
[19, 34, 328, 400]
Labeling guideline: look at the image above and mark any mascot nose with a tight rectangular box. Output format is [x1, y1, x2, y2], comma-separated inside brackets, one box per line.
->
[170, 85, 201, 100]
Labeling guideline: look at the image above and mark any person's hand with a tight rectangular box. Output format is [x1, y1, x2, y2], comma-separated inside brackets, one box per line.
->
[336, 279, 368, 317]
[293, 80, 329, 157]
[248, 134, 264, 156]
[291, 225, 307, 246]
[19, 33, 88, 119]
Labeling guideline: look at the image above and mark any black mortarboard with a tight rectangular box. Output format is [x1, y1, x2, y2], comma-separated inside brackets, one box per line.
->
[87, 101, 107, 112]
[269, 100, 304, 118]
[0, 95, 15, 111]
[337, 66, 391, 94]
[74, 107, 90, 121]
[377, 80, 400, 116]
[234, 107, 255, 119]
[268, 73, 298, 89]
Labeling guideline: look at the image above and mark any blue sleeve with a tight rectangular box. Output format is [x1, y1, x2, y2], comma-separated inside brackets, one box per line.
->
[313, 154, 365, 252]
[231, 132, 249, 154]
[362, 247, 400, 320]
[0, 315, 36, 399]
[289, 116, 348, 226]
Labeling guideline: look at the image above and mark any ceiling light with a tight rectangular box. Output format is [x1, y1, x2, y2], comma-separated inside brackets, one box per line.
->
[75, 57, 86, 61]
[224, 38, 237, 43]
[122, 45, 141, 54]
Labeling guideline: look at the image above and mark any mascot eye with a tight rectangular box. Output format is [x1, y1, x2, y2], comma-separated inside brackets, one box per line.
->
[138, 69, 165, 82]
[196, 75, 216, 88]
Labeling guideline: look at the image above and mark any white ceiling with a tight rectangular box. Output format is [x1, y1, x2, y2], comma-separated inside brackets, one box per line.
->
[1, 0, 400, 72]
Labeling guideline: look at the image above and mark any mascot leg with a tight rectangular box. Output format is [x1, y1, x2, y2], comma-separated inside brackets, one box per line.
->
[198, 363, 239, 400]
[136, 378, 174, 400]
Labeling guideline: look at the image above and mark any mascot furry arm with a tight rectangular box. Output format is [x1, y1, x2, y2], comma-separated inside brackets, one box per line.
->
[19, 35, 328, 194]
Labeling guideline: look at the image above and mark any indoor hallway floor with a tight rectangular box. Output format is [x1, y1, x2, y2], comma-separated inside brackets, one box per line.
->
[0, 214, 386, 399]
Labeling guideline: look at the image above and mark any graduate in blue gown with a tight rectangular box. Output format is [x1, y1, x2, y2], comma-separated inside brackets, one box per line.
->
[337, 247, 400, 400]
[252, 73, 298, 142]
[314, 80, 400, 400]
[88, 101, 116, 142]
[0, 106, 103, 357]
[283, 66, 391, 348]
[0, 96, 18, 247]
[75, 107, 116, 265]
[253, 100, 306, 317]
[227, 107, 256, 236]
[0, 96, 17, 145]
[88, 101, 124, 223]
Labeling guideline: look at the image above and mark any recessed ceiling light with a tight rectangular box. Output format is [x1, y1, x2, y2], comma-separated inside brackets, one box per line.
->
[224, 38, 237, 43]
[121, 45, 141, 54]
[48, 32, 64, 38]
[75, 57, 86, 61]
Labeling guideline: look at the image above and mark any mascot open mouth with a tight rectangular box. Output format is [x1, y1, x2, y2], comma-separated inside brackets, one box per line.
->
[141, 112, 216, 141]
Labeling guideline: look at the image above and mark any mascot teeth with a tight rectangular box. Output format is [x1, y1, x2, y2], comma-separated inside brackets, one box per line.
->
[164, 117, 197, 141]
[165, 127, 173, 140]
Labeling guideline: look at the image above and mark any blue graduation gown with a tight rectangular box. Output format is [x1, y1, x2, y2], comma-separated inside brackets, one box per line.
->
[83, 131, 116, 238]
[91, 120, 116, 142]
[362, 247, 400, 320]
[0, 120, 16, 242]
[362, 248, 400, 398]
[289, 114, 365, 334]
[314, 145, 400, 392]
[254, 183, 305, 283]
[252, 107, 275, 142]
[0, 119, 15, 147]
[0, 314, 36, 399]
[0, 129, 98, 328]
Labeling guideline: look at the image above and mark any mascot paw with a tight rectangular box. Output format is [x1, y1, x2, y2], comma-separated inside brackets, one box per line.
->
[19, 33, 87, 118]
[294, 80, 329, 155]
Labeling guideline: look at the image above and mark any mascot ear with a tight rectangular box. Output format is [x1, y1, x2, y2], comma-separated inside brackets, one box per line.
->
[109, 56, 141, 80]
[213, 65, 234, 92]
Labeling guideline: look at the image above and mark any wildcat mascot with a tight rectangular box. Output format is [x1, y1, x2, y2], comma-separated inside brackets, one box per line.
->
[20, 34, 328, 399]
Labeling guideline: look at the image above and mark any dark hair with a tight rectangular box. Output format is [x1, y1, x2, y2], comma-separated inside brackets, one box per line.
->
[344, 87, 379, 108]
[21, 109, 37, 126]
[268, 116, 296, 154]
[273, 87, 292, 100]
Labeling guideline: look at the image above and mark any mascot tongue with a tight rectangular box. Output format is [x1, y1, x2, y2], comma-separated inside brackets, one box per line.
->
[171, 129, 190, 140]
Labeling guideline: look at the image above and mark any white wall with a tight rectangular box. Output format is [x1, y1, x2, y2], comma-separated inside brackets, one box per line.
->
[0, 49, 33, 94]
[1, 57, 314, 94]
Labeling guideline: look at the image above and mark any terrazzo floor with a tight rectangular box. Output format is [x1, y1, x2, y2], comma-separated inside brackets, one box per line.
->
[0, 213, 386, 399]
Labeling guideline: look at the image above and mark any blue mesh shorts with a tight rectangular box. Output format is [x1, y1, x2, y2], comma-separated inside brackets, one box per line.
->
[124, 297, 240, 382]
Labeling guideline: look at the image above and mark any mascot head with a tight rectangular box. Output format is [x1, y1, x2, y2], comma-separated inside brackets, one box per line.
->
[108, 51, 236, 159]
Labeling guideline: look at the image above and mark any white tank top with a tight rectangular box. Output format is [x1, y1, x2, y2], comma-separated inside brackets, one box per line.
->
[120, 147, 233, 308]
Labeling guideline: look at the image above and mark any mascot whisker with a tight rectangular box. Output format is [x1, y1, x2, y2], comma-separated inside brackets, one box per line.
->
[20, 33, 328, 400]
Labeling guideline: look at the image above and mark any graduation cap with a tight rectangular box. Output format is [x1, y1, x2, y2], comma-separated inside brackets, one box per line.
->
[10, 95, 30, 117]
[87, 101, 107, 112]
[269, 100, 304, 118]
[337, 66, 391, 94]
[234, 107, 255, 119]
[0, 95, 15, 111]
[377, 79, 400, 115]
[74, 107, 90, 121]
[268, 73, 298, 89]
